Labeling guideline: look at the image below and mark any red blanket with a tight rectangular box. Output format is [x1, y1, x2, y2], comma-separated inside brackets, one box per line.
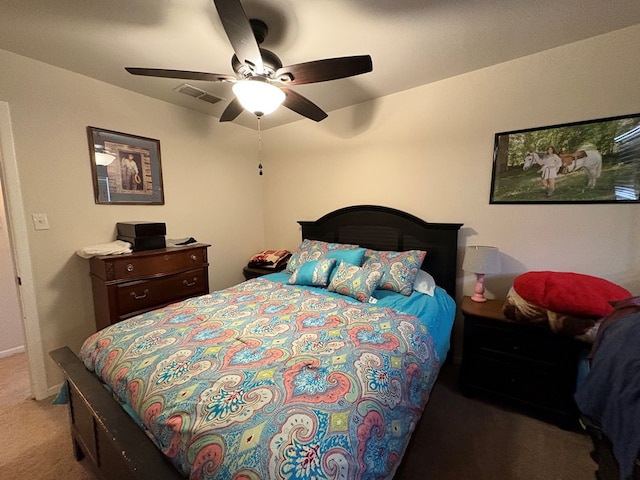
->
[514, 271, 631, 317]
[503, 271, 632, 342]
[503, 287, 598, 342]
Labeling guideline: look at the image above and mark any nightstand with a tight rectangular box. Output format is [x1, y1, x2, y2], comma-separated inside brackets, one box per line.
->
[459, 296, 588, 428]
[242, 264, 286, 280]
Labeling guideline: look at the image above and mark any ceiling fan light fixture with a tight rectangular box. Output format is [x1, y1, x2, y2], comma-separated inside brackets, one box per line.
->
[94, 145, 116, 166]
[232, 79, 285, 116]
[126, 1, 372, 123]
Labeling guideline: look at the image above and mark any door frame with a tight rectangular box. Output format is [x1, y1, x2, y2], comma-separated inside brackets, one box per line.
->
[0, 101, 48, 399]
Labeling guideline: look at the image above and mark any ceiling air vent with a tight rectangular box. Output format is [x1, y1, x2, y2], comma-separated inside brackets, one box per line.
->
[199, 92, 224, 105]
[175, 83, 223, 105]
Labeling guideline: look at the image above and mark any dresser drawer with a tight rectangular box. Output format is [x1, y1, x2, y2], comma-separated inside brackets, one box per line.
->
[116, 268, 208, 318]
[91, 246, 208, 282]
[112, 248, 207, 281]
[90, 243, 211, 330]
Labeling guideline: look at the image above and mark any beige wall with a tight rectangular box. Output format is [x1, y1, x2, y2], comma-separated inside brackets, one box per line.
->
[262, 26, 640, 358]
[1, 25, 640, 393]
[0, 49, 265, 393]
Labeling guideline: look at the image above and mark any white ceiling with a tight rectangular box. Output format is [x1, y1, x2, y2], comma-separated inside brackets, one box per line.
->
[2, 0, 640, 130]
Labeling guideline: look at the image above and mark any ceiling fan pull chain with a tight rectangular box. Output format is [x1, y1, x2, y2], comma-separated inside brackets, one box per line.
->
[257, 116, 263, 176]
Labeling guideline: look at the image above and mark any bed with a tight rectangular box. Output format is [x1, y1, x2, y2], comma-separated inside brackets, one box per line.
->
[51, 205, 462, 480]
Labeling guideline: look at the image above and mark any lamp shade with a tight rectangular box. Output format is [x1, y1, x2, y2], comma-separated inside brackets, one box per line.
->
[232, 79, 285, 116]
[462, 246, 501, 274]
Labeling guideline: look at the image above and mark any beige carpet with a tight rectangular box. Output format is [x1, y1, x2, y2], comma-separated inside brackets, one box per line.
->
[0, 353, 596, 479]
[0, 353, 96, 480]
[399, 363, 597, 479]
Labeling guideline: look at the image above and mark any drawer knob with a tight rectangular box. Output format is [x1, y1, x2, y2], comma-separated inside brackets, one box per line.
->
[183, 278, 198, 287]
[191, 254, 197, 261]
[130, 289, 149, 300]
[164, 255, 170, 261]
[126, 263, 134, 272]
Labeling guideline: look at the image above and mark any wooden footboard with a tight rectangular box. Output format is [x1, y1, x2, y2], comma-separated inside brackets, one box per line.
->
[50, 347, 184, 480]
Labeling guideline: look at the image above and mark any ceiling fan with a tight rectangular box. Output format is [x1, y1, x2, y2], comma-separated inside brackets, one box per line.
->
[125, 0, 373, 122]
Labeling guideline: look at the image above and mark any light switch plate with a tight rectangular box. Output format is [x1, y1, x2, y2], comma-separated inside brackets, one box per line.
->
[32, 213, 50, 230]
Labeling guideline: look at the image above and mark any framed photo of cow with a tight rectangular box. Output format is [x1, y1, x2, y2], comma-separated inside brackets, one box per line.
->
[87, 126, 164, 205]
[489, 113, 640, 204]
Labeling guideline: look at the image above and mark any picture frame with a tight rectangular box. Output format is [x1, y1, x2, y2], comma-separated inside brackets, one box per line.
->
[87, 126, 164, 205]
[490, 113, 640, 204]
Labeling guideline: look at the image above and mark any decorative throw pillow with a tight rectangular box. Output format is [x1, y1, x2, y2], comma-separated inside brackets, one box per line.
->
[288, 258, 336, 287]
[513, 271, 632, 318]
[328, 260, 382, 303]
[286, 239, 362, 273]
[363, 249, 427, 296]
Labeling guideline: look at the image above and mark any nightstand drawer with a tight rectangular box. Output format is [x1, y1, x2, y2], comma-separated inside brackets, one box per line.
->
[467, 320, 570, 367]
[463, 356, 577, 412]
[116, 268, 208, 318]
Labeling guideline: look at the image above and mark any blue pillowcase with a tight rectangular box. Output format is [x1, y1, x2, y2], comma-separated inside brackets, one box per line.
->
[326, 248, 366, 266]
[326, 248, 366, 280]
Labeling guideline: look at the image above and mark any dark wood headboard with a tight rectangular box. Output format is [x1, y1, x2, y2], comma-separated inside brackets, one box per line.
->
[298, 205, 462, 298]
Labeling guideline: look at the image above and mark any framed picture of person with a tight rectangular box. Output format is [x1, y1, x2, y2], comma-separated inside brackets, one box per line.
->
[490, 113, 640, 204]
[87, 126, 164, 205]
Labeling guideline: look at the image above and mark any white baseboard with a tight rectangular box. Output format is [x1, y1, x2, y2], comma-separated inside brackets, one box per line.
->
[0, 345, 25, 359]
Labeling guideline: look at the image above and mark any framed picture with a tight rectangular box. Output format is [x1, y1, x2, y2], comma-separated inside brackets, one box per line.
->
[87, 126, 164, 205]
[490, 113, 640, 204]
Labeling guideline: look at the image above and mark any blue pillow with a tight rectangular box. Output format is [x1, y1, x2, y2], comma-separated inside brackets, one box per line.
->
[288, 258, 337, 287]
[326, 248, 366, 280]
[326, 248, 366, 266]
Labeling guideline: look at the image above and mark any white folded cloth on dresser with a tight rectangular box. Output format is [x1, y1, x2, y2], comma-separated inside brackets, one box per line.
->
[76, 240, 132, 259]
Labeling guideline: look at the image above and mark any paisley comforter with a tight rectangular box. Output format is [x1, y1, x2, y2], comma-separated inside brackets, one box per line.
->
[80, 276, 454, 480]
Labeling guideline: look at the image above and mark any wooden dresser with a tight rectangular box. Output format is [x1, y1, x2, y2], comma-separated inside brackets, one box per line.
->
[89, 243, 210, 330]
[459, 296, 588, 428]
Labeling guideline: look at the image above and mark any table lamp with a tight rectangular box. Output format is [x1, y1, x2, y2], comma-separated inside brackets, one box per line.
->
[463, 245, 501, 302]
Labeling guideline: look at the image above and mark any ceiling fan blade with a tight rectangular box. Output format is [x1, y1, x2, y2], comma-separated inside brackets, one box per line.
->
[275, 55, 372, 86]
[219, 97, 244, 122]
[212, 0, 263, 74]
[281, 88, 328, 122]
[125, 67, 235, 82]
